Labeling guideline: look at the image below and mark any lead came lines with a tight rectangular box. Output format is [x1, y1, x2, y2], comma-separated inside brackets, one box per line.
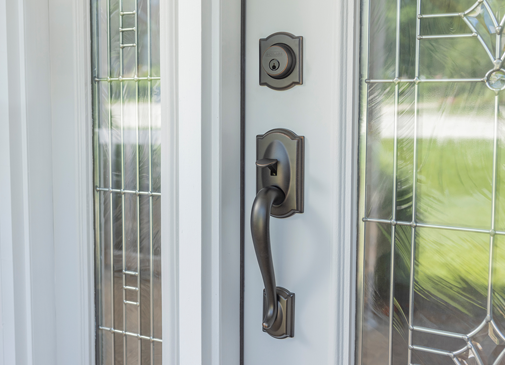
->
[147, 0, 156, 360]
[387, 0, 402, 362]
[134, 0, 142, 361]
[95, 187, 161, 196]
[407, 0, 421, 363]
[92, 0, 106, 359]
[362, 0, 505, 364]
[107, 0, 115, 360]
[357, 0, 371, 361]
[355, 0, 372, 361]
[119, 0, 127, 360]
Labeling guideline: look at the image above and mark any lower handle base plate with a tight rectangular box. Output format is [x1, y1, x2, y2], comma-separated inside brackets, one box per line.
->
[262, 287, 295, 339]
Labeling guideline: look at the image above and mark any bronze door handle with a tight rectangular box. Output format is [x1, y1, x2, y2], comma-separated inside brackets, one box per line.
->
[251, 185, 286, 330]
[251, 129, 304, 339]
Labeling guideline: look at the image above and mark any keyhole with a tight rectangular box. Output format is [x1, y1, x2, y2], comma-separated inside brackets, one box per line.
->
[269, 59, 280, 71]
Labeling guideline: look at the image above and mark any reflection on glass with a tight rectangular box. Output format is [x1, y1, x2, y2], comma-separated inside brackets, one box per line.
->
[91, 0, 162, 364]
[358, 0, 505, 364]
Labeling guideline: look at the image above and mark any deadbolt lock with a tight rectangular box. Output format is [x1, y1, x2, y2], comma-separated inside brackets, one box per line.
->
[262, 44, 296, 79]
[259, 32, 303, 91]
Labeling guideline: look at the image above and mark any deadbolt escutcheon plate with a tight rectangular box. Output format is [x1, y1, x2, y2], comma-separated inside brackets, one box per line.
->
[259, 32, 303, 91]
[256, 129, 304, 218]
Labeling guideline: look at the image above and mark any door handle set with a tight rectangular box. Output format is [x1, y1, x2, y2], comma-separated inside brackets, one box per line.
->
[251, 129, 304, 339]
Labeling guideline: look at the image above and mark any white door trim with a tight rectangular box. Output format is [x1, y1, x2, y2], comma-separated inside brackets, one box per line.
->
[160, 1, 236, 364]
[329, 0, 361, 363]
[4, 0, 52, 362]
[0, 0, 19, 363]
[160, 0, 204, 364]
[48, 0, 95, 363]
[3, 0, 207, 362]
[3, 0, 95, 363]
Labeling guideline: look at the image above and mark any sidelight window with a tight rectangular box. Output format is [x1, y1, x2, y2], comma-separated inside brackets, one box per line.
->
[91, 0, 162, 363]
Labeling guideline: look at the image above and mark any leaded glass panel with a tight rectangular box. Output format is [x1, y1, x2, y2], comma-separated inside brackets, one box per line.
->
[358, 1, 505, 364]
[91, 0, 162, 363]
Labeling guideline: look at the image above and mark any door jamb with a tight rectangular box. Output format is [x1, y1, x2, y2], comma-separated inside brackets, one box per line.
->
[2, 0, 95, 363]
[329, 0, 361, 363]
[0, 0, 18, 363]
[160, 0, 204, 364]
[49, 0, 95, 363]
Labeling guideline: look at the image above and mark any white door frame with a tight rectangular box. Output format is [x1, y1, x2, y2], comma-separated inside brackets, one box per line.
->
[160, 0, 204, 363]
[328, 0, 361, 362]
[2, 0, 95, 363]
[0, 0, 18, 363]
[1, 0, 360, 364]
[1, 0, 207, 363]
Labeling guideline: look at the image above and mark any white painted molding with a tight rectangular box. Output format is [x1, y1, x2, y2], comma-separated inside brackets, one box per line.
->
[330, 0, 360, 364]
[0, 0, 17, 363]
[161, 0, 203, 362]
[201, 0, 225, 363]
[160, 0, 181, 363]
[73, 0, 96, 360]
[214, 0, 241, 363]
[48, 0, 95, 363]
[177, 0, 203, 363]
[3, 0, 95, 363]
[5, 0, 38, 363]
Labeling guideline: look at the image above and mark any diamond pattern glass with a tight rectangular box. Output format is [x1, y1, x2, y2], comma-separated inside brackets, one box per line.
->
[358, 1, 505, 364]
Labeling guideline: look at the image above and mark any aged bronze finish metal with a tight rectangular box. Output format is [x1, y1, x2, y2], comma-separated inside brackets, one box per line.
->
[256, 158, 278, 176]
[263, 287, 295, 339]
[259, 32, 303, 91]
[251, 128, 304, 339]
[256, 129, 304, 218]
[251, 186, 286, 331]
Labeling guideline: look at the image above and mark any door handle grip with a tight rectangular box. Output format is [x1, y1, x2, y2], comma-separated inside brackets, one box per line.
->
[251, 186, 286, 329]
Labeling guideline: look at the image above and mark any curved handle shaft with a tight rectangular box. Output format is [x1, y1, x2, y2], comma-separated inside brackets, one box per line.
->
[251, 186, 286, 329]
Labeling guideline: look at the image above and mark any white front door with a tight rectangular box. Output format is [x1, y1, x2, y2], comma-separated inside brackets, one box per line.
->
[240, 1, 358, 364]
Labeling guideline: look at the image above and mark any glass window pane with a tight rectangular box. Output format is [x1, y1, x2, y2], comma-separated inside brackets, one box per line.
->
[358, 1, 505, 364]
[91, 0, 162, 363]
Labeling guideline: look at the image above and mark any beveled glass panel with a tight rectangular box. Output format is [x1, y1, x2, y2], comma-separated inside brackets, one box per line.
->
[358, 0, 505, 364]
[419, 38, 490, 80]
[361, 222, 392, 365]
[92, 0, 162, 363]
[416, 82, 494, 229]
[414, 228, 489, 333]
[364, 82, 415, 221]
